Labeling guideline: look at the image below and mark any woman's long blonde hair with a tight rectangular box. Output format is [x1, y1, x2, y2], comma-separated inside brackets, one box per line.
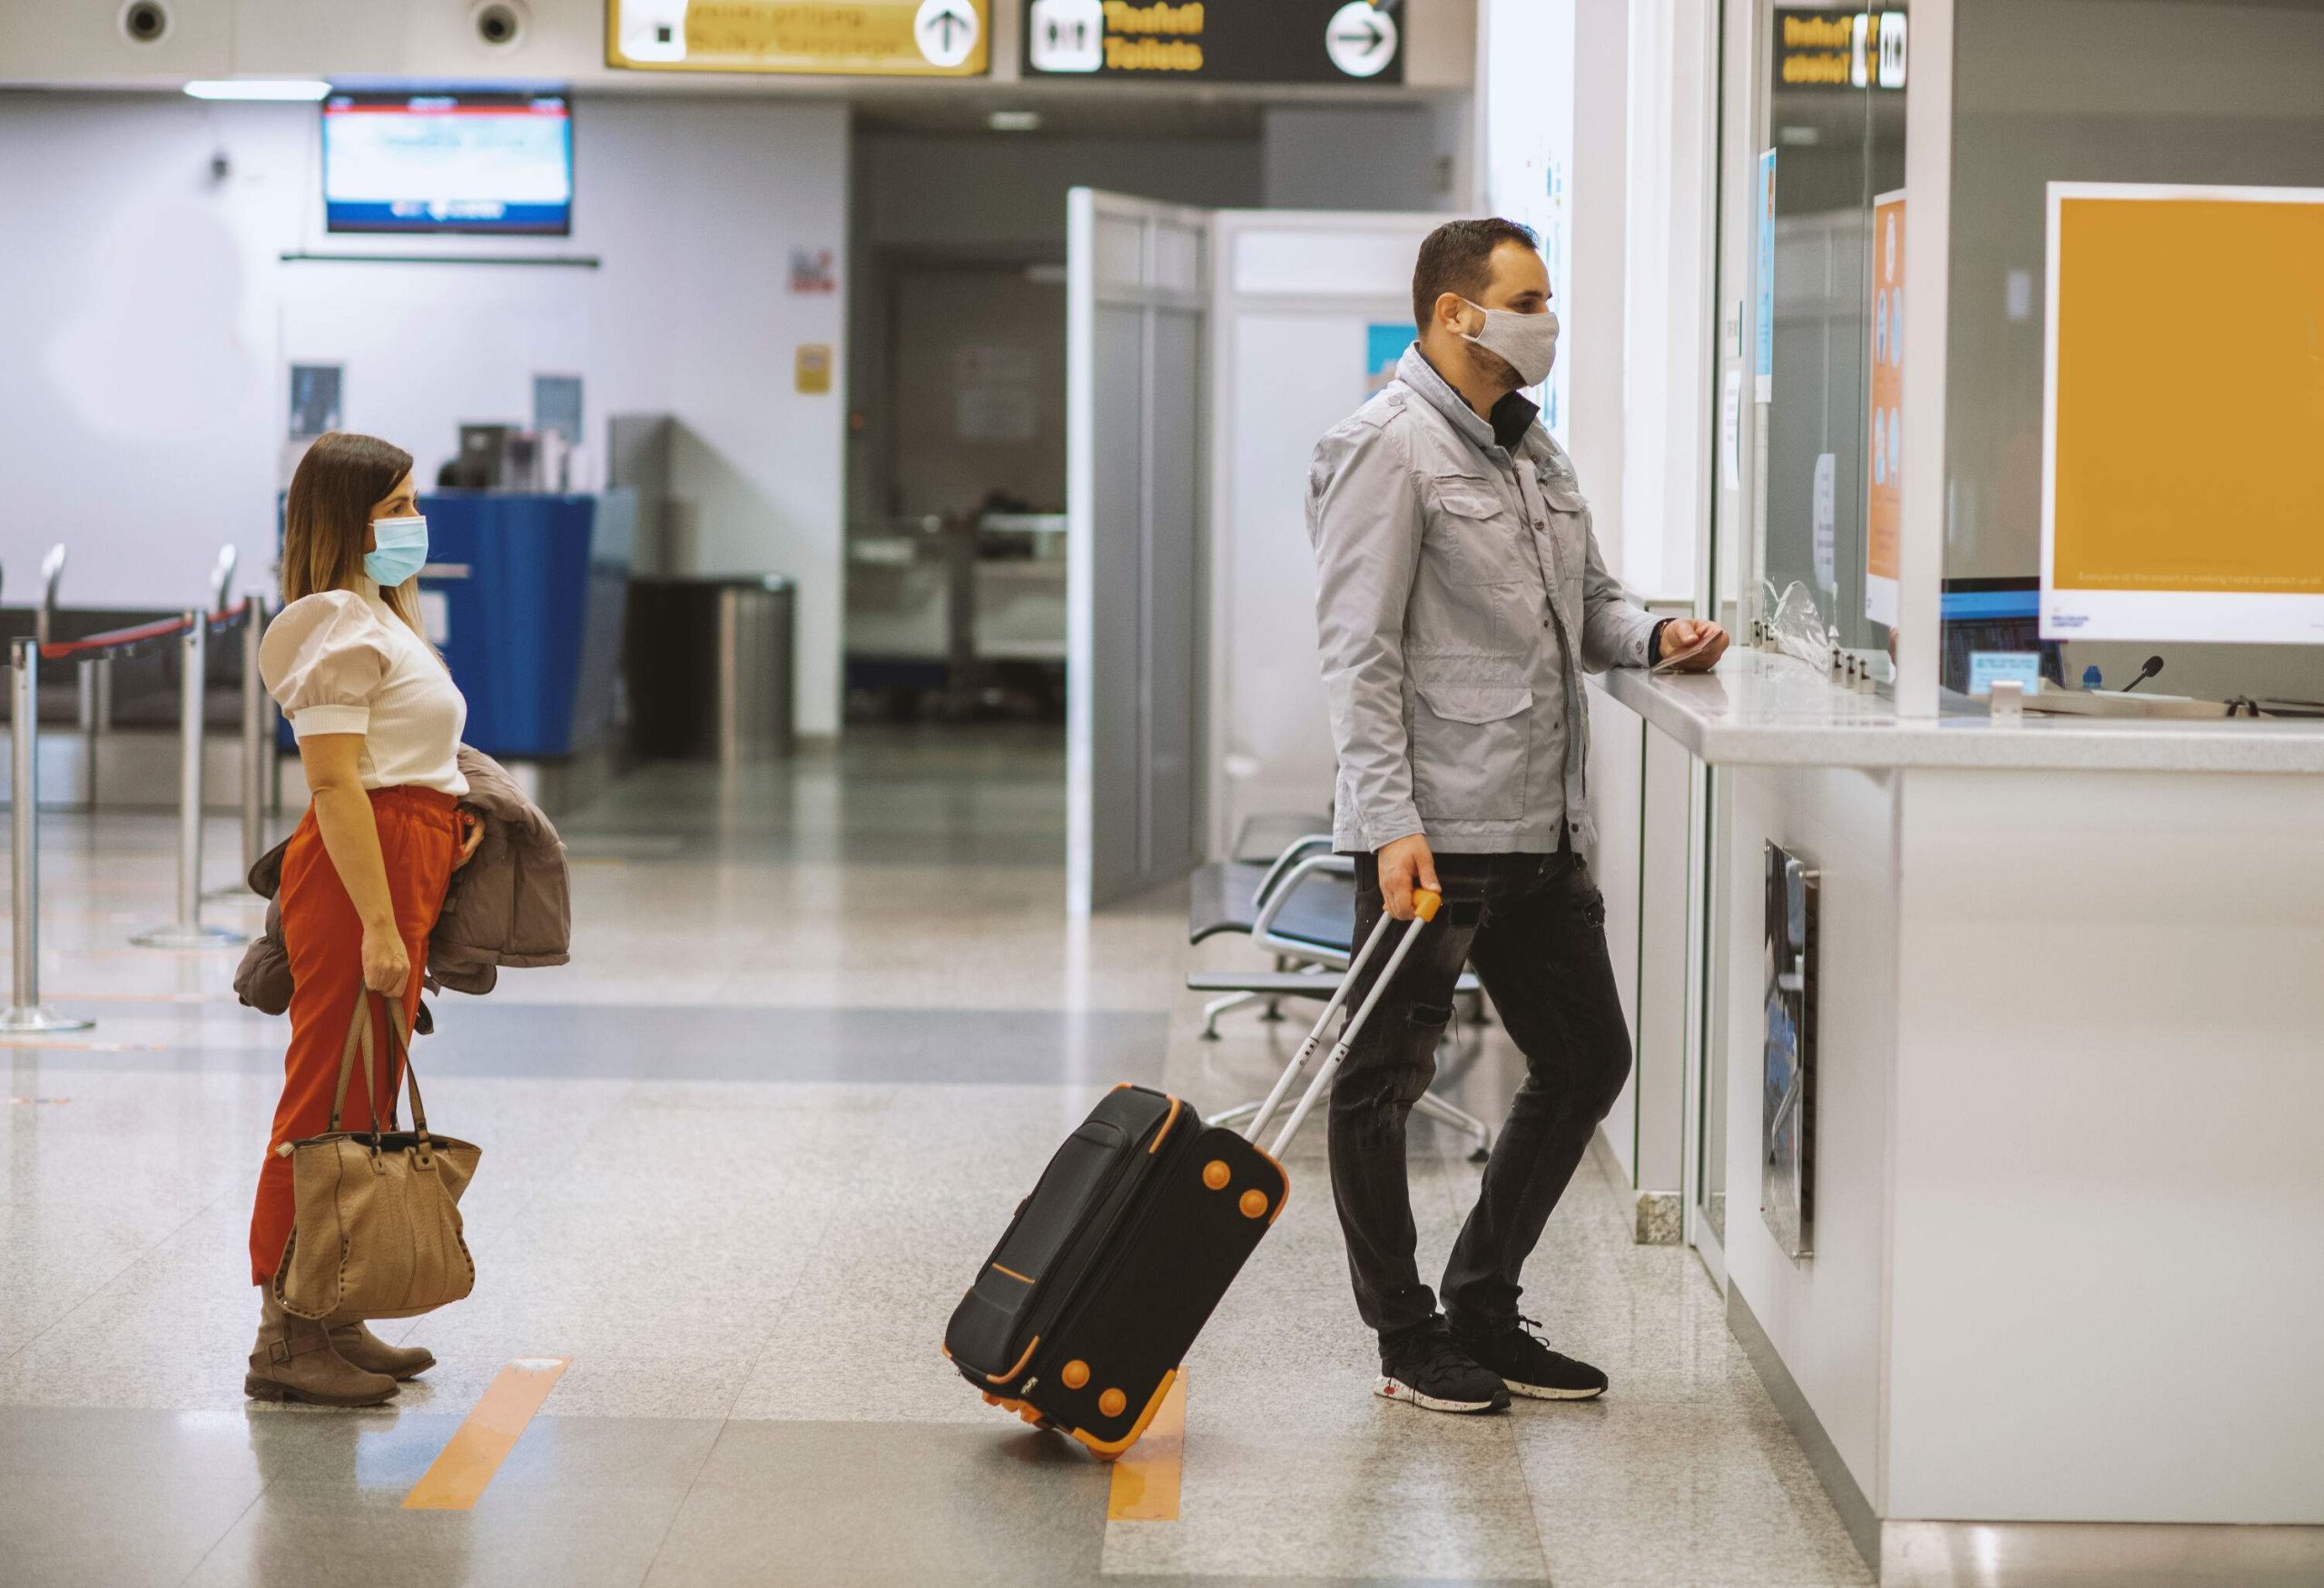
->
[281, 432, 429, 646]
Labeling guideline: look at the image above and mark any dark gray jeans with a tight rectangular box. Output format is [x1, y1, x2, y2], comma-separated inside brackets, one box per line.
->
[1331, 848, 1634, 1342]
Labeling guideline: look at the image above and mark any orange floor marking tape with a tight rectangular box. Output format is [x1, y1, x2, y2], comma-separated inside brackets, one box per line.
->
[401, 1356, 569, 1511]
[1106, 1369, 1186, 1522]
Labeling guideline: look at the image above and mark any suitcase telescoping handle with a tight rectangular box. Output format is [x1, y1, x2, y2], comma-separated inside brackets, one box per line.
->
[1244, 888, 1442, 1159]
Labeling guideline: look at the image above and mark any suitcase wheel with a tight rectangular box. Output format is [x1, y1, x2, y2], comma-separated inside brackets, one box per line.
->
[979, 1389, 1055, 1432]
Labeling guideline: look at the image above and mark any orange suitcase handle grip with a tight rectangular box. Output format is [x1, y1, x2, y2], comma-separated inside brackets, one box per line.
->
[1411, 888, 1442, 922]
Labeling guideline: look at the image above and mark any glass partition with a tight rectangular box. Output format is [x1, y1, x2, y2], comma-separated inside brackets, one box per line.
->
[1697, 1, 1911, 1258]
[1947, 0, 2324, 705]
[1748, 2, 1908, 660]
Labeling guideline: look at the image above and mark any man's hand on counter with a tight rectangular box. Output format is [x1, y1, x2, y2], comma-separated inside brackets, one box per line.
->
[1656, 617, 1730, 674]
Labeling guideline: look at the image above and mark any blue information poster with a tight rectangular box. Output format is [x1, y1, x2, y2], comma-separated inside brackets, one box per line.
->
[1365, 322, 1409, 393]
[1756, 148, 1777, 402]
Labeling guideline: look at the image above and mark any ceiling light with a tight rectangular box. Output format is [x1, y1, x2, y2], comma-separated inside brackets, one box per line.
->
[183, 79, 333, 102]
[988, 110, 1042, 133]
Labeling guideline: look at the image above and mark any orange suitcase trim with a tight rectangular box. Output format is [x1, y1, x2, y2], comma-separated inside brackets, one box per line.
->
[984, 1335, 1040, 1385]
[1071, 1367, 1178, 1461]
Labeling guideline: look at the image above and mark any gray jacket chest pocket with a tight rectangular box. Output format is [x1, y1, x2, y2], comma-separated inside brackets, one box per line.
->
[1423, 478, 1523, 587]
[1409, 682, 1531, 823]
[1539, 474, 1590, 629]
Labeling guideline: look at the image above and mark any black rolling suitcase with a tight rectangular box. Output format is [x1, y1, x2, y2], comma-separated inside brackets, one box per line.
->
[942, 889, 1442, 1459]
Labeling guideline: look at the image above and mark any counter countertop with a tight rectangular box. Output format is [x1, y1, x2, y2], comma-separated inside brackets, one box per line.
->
[1596, 650, 2324, 774]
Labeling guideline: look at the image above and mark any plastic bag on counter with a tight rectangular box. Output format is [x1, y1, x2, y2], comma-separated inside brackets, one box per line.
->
[1759, 579, 1832, 668]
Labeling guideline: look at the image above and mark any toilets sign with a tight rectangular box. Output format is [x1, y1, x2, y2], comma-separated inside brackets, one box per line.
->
[1024, 0, 1402, 82]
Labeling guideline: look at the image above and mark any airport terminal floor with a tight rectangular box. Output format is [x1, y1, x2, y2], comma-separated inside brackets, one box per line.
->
[0, 726, 1870, 1587]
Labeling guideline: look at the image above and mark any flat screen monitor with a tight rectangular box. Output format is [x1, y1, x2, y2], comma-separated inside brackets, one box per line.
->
[1941, 577, 2064, 695]
[2041, 182, 2324, 645]
[322, 92, 572, 235]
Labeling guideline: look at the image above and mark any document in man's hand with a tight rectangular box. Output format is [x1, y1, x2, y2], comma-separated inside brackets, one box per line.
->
[1651, 635, 1719, 675]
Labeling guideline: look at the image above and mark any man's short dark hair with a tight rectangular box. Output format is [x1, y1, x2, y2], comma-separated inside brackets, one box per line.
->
[1412, 217, 1540, 331]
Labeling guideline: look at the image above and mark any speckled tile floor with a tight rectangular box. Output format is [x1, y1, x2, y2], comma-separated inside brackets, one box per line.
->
[0, 725, 1869, 1587]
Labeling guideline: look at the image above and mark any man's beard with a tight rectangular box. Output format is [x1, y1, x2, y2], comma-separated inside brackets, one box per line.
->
[1465, 340, 1526, 392]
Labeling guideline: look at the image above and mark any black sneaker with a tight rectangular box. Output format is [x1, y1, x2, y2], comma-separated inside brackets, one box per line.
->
[1451, 1316, 1609, 1401]
[1376, 1320, 1511, 1415]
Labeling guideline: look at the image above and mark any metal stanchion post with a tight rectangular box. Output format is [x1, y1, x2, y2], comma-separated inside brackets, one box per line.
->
[209, 545, 237, 618]
[3, 638, 93, 1031]
[131, 615, 242, 948]
[240, 602, 266, 879]
[205, 602, 269, 900]
[77, 659, 98, 808]
[81, 656, 111, 814]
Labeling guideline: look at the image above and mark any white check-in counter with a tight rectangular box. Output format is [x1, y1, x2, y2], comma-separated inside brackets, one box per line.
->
[1594, 649, 2324, 1573]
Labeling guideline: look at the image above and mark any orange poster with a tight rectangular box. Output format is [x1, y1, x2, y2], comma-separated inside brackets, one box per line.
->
[2041, 185, 2324, 642]
[1866, 190, 1904, 626]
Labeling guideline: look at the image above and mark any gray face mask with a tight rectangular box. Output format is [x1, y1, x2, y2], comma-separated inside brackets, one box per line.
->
[1460, 299, 1561, 387]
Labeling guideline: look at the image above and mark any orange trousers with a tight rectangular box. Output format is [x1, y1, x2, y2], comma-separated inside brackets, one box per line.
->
[249, 785, 460, 1287]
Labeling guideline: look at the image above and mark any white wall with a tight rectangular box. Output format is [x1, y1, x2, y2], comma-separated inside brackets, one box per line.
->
[1477, 0, 1630, 568]
[1479, 0, 1715, 599]
[0, 92, 852, 734]
[1479, 0, 1579, 448]
[1617, 0, 1715, 602]
[1720, 763, 1903, 1511]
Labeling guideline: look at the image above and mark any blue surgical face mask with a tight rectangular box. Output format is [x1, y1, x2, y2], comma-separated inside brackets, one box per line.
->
[364, 515, 428, 587]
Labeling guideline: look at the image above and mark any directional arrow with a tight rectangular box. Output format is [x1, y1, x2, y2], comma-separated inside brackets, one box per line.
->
[1325, 1, 1398, 78]
[913, 0, 979, 68]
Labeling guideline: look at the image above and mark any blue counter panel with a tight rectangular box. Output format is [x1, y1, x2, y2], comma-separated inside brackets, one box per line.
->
[420, 491, 632, 758]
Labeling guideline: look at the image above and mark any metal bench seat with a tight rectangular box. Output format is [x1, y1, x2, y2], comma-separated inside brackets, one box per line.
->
[1187, 859, 1356, 957]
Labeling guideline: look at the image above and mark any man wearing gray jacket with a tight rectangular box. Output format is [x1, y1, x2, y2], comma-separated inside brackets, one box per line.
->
[1307, 217, 1726, 1415]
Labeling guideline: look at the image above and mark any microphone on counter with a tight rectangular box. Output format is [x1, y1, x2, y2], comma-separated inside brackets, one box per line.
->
[2121, 656, 2165, 692]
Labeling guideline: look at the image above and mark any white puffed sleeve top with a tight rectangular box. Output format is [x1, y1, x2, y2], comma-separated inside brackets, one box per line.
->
[259, 581, 468, 797]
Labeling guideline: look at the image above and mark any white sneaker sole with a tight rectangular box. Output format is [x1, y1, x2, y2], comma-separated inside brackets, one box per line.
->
[1502, 1379, 1607, 1402]
[1375, 1375, 1505, 1414]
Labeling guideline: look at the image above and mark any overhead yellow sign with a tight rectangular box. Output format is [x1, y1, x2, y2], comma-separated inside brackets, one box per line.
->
[609, 1, 990, 76]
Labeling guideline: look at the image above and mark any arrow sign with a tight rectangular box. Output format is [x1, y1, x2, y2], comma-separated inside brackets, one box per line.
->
[913, 0, 980, 68]
[1325, 1, 1397, 78]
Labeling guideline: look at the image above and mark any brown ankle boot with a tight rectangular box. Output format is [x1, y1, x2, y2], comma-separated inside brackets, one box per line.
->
[246, 1292, 399, 1407]
[329, 1321, 436, 1381]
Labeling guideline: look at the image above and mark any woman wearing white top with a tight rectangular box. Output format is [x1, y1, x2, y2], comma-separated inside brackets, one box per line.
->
[246, 432, 482, 1406]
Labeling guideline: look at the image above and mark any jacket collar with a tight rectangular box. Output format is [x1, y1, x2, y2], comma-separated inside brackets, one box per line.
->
[1396, 343, 1576, 481]
[1398, 344, 1545, 459]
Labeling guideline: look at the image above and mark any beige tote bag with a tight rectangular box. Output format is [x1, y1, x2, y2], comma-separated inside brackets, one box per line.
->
[271, 991, 481, 1322]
